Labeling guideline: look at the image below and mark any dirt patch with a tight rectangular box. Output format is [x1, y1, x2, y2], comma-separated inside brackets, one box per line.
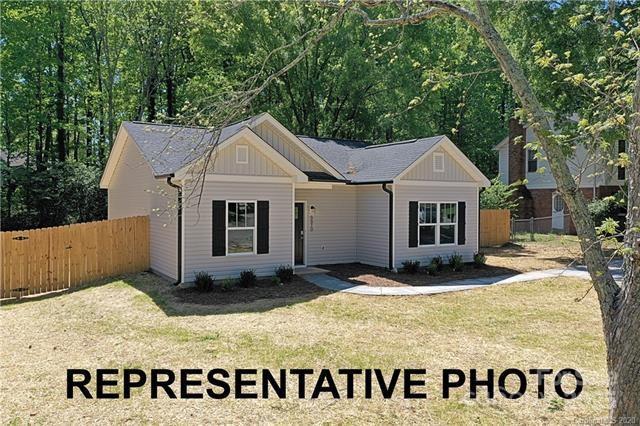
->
[173, 276, 329, 305]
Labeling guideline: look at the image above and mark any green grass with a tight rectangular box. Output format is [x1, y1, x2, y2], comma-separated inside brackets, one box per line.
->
[511, 232, 580, 245]
[0, 273, 607, 424]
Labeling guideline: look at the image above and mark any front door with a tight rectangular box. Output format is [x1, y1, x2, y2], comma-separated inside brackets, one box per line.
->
[552, 192, 565, 231]
[294, 202, 305, 265]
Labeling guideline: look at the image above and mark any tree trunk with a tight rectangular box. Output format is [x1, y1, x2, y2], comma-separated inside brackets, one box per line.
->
[55, 8, 66, 162]
[469, 2, 636, 417]
[166, 72, 175, 118]
[606, 56, 640, 418]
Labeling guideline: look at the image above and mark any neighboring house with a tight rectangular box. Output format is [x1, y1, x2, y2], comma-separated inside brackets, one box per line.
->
[495, 118, 627, 233]
[100, 113, 489, 282]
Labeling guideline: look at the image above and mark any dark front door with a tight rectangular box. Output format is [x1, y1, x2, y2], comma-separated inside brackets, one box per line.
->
[294, 202, 305, 265]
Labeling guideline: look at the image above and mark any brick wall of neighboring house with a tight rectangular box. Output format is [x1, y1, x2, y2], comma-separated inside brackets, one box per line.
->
[528, 186, 622, 234]
[507, 118, 534, 220]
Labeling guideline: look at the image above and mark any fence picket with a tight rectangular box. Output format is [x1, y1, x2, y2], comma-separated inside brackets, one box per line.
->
[479, 209, 511, 247]
[0, 216, 149, 299]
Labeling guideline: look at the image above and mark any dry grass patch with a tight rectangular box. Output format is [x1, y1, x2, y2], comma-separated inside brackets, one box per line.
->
[0, 272, 607, 424]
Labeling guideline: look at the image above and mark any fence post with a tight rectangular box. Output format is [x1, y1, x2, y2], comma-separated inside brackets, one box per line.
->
[510, 216, 515, 241]
[529, 217, 534, 241]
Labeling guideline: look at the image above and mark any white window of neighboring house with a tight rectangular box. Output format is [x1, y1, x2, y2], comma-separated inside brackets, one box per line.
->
[236, 145, 249, 164]
[527, 149, 538, 173]
[433, 152, 445, 173]
[418, 202, 457, 246]
[227, 201, 255, 254]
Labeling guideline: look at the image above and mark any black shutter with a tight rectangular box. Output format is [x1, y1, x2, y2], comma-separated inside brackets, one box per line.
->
[409, 201, 418, 248]
[458, 201, 466, 245]
[212, 200, 226, 256]
[257, 200, 269, 254]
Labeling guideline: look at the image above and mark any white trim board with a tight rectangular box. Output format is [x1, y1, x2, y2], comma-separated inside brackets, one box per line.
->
[252, 112, 344, 180]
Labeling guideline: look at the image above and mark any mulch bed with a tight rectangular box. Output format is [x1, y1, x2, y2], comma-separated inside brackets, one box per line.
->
[320, 263, 518, 287]
[173, 276, 330, 305]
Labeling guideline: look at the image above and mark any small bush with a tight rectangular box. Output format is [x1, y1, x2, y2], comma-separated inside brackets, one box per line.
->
[431, 256, 444, 271]
[401, 260, 420, 274]
[219, 279, 236, 292]
[426, 263, 438, 276]
[448, 253, 464, 271]
[473, 252, 487, 268]
[194, 271, 214, 292]
[271, 276, 282, 286]
[239, 269, 257, 288]
[275, 265, 294, 283]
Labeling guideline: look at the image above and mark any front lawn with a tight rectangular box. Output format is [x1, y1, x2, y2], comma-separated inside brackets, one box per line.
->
[0, 271, 607, 424]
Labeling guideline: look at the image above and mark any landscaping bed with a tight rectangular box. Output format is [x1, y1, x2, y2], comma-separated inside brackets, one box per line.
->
[323, 234, 585, 287]
[174, 276, 328, 305]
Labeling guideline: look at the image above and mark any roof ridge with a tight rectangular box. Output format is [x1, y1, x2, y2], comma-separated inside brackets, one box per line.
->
[298, 135, 371, 145]
[127, 114, 256, 131]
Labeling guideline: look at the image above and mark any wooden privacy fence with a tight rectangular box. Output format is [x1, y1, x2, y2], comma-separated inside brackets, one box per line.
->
[0, 216, 149, 299]
[479, 209, 511, 247]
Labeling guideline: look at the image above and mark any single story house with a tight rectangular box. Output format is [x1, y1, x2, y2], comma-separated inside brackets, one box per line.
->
[100, 113, 490, 283]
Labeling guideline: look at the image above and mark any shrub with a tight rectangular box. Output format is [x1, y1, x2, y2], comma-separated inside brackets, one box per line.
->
[401, 260, 420, 274]
[271, 276, 282, 286]
[448, 253, 464, 271]
[473, 252, 487, 268]
[431, 256, 444, 271]
[426, 263, 438, 276]
[219, 279, 236, 292]
[239, 269, 257, 288]
[480, 176, 523, 213]
[275, 265, 294, 283]
[194, 271, 214, 292]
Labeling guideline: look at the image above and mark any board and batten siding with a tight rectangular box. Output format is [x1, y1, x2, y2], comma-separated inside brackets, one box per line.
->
[107, 135, 177, 279]
[207, 141, 288, 176]
[394, 184, 479, 267]
[295, 186, 357, 265]
[254, 121, 324, 172]
[403, 148, 475, 182]
[355, 185, 390, 267]
[182, 181, 293, 281]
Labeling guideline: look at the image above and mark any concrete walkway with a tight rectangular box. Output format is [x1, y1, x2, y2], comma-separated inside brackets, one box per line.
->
[303, 264, 623, 296]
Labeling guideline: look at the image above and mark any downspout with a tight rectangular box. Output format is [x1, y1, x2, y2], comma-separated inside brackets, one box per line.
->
[166, 176, 182, 285]
[382, 183, 393, 270]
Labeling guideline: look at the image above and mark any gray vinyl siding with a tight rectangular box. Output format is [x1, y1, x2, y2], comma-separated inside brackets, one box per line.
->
[394, 184, 479, 267]
[254, 121, 324, 172]
[183, 181, 293, 281]
[295, 186, 357, 265]
[108, 135, 152, 219]
[208, 141, 288, 176]
[403, 148, 475, 182]
[355, 185, 390, 267]
[107, 135, 178, 279]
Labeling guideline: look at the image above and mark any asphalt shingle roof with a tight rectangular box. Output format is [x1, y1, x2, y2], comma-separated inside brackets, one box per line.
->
[122, 117, 446, 183]
[298, 135, 445, 183]
[123, 118, 252, 177]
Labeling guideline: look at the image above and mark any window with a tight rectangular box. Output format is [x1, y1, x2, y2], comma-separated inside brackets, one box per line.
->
[433, 152, 445, 173]
[236, 145, 248, 164]
[617, 140, 626, 181]
[527, 149, 538, 173]
[418, 202, 457, 246]
[227, 201, 255, 254]
[552, 193, 564, 213]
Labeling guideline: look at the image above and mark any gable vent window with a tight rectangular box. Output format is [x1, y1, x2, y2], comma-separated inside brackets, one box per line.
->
[236, 145, 249, 164]
[527, 149, 538, 173]
[433, 152, 445, 173]
[617, 140, 626, 181]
